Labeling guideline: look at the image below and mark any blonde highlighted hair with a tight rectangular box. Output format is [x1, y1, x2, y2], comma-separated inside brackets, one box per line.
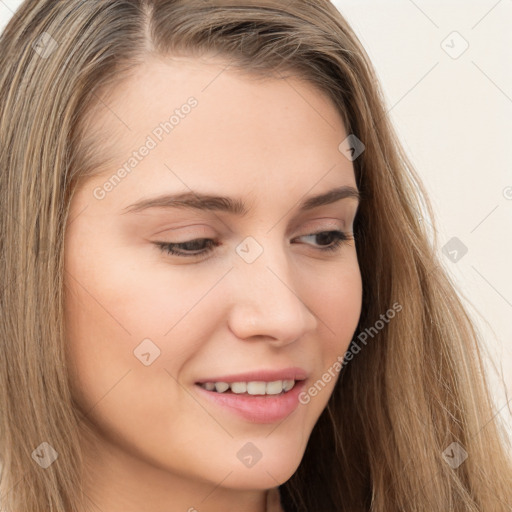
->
[0, 1, 511, 510]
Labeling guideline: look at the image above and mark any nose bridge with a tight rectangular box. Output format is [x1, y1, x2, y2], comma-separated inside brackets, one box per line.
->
[226, 233, 317, 343]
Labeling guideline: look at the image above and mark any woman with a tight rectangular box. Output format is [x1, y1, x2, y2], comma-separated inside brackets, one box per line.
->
[0, 1, 511, 511]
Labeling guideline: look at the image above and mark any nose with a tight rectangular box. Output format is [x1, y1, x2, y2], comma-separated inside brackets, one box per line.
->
[226, 240, 318, 347]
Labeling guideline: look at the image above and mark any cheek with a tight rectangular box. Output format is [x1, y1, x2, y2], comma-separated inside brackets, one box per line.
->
[62, 236, 224, 411]
[62, 245, 218, 467]
[302, 255, 363, 368]
[288, 255, 361, 416]
[63, 257, 138, 416]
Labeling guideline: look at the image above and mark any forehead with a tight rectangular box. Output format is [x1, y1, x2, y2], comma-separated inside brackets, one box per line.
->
[78, 55, 356, 210]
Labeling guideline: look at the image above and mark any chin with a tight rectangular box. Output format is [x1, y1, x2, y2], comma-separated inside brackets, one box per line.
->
[221, 448, 304, 490]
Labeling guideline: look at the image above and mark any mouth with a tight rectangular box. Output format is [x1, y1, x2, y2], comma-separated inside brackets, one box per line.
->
[193, 368, 309, 423]
[194, 367, 308, 396]
[194, 379, 307, 423]
[196, 379, 299, 396]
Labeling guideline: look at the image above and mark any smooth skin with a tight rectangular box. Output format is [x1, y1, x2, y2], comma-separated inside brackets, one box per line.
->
[64, 55, 362, 512]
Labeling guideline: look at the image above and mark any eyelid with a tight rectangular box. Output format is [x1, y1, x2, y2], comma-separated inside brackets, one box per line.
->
[296, 217, 348, 233]
[151, 224, 214, 238]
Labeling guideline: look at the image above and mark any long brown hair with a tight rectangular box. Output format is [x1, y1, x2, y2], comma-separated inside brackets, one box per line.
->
[1, 1, 511, 510]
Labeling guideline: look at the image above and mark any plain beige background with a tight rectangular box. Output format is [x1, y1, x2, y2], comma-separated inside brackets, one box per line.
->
[1, 0, 510, 447]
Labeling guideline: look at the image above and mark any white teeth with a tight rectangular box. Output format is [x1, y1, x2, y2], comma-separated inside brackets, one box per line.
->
[230, 382, 247, 394]
[265, 380, 283, 395]
[282, 379, 294, 392]
[247, 381, 267, 395]
[200, 379, 296, 395]
[214, 382, 229, 393]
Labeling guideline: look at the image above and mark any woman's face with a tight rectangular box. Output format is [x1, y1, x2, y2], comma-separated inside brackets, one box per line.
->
[64, 55, 362, 508]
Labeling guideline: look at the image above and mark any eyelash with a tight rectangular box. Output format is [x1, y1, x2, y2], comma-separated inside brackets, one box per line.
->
[154, 230, 353, 258]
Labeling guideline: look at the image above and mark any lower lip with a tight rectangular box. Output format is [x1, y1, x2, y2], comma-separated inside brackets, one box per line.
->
[195, 380, 306, 423]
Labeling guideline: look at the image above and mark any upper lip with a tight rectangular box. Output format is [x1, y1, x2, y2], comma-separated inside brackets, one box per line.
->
[195, 367, 309, 384]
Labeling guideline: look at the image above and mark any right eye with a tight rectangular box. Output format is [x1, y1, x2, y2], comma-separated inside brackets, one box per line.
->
[154, 238, 220, 258]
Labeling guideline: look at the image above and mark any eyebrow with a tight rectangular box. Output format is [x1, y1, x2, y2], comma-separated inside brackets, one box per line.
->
[121, 185, 360, 216]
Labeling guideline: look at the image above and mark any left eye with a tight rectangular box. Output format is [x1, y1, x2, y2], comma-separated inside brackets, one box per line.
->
[154, 230, 352, 258]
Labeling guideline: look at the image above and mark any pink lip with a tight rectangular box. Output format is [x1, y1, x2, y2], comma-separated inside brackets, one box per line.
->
[194, 367, 308, 384]
[195, 379, 307, 423]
